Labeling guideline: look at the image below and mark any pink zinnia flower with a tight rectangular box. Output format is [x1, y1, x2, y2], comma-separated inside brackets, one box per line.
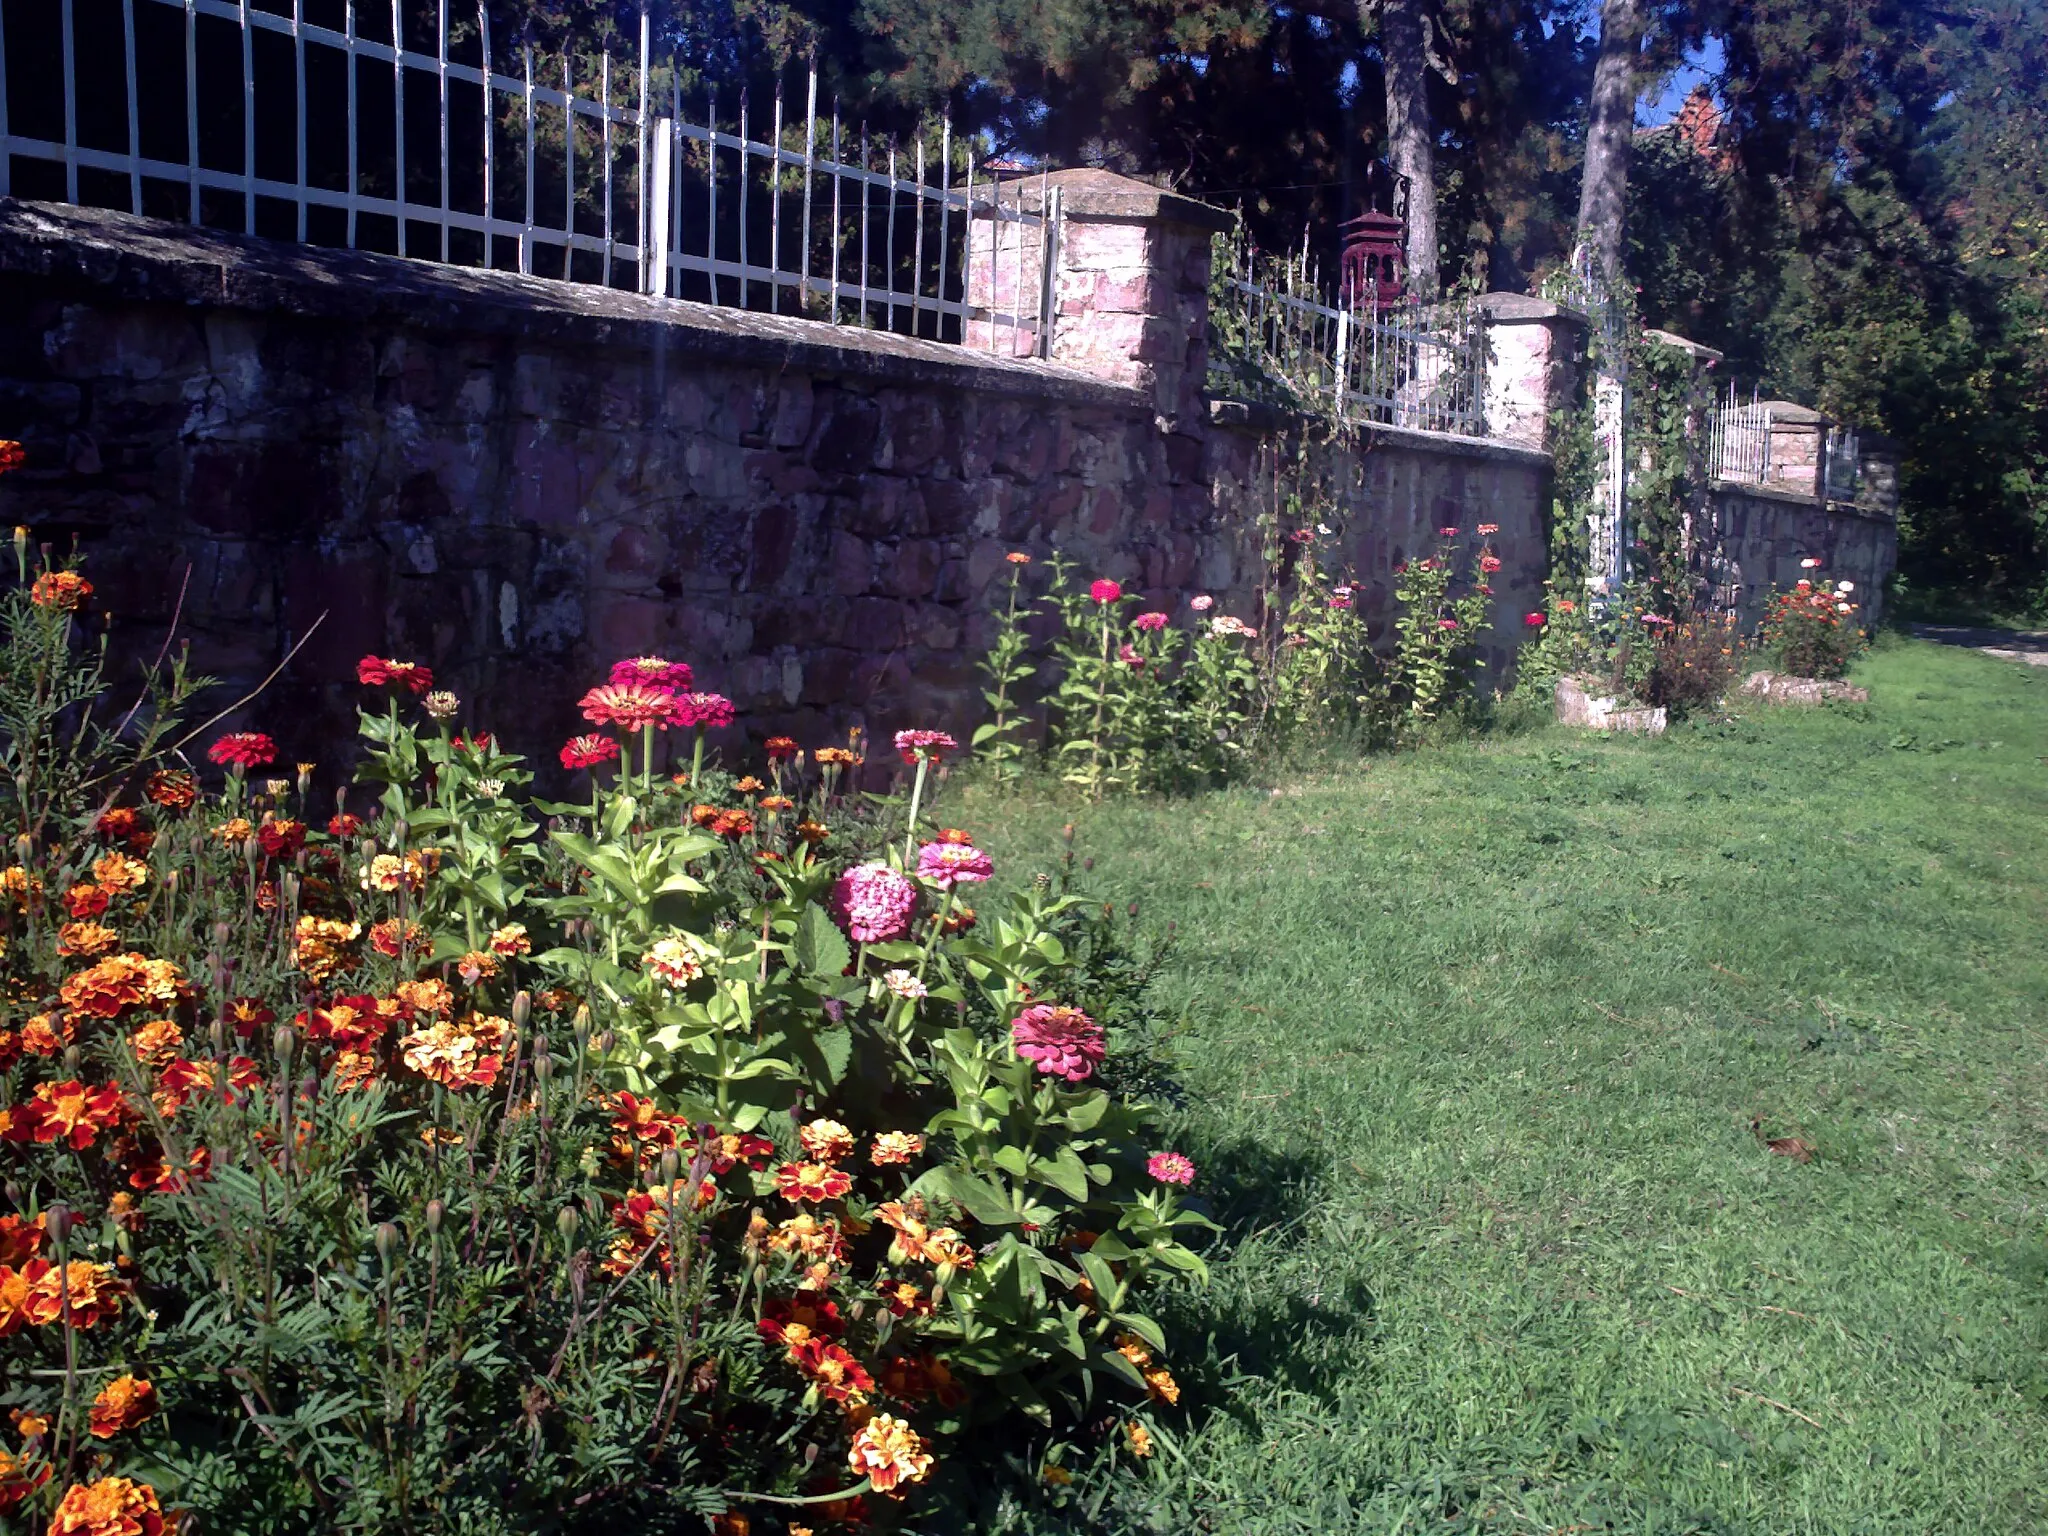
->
[1011, 1004, 1105, 1083]
[830, 862, 918, 944]
[1438, 526, 1460, 538]
[1132, 612, 1168, 632]
[917, 841, 993, 888]
[1118, 643, 1145, 669]
[1329, 594, 1352, 610]
[208, 732, 277, 770]
[610, 655, 694, 691]
[677, 692, 736, 729]
[1089, 579, 1122, 605]
[893, 729, 959, 765]
[1438, 618, 1458, 630]
[560, 734, 620, 770]
[579, 682, 685, 732]
[1524, 612, 1546, 627]
[1147, 1152, 1196, 1187]
[1480, 555, 1501, 573]
[1189, 595, 1214, 612]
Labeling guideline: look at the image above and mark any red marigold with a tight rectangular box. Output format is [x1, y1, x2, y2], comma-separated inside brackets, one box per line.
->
[225, 996, 276, 1037]
[62, 883, 109, 919]
[356, 655, 435, 694]
[774, 1162, 853, 1203]
[3, 1081, 127, 1149]
[88, 1374, 158, 1438]
[789, 1336, 873, 1403]
[30, 571, 93, 612]
[327, 813, 363, 838]
[710, 808, 754, 838]
[143, 769, 197, 810]
[0, 439, 24, 473]
[0, 1213, 45, 1267]
[758, 1294, 844, 1344]
[764, 735, 800, 761]
[257, 818, 306, 858]
[206, 732, 277, 771]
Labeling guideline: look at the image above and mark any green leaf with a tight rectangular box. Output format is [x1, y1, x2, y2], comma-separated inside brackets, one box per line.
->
[793, 904, 852, 977]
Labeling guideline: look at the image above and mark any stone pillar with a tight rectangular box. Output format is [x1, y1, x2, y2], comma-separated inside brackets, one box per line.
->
[1758, 401, 1825, 499]
[1857, 432, 1900, 519]
[967, 168, 1233, 430]
[1478, 294, 1588, 449]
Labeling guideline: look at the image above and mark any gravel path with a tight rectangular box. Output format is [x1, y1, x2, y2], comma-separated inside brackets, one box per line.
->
[1909, 624, 2048, 667]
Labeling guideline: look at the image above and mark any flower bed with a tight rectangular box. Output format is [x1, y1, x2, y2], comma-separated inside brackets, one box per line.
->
[0, 521, 1209, 1530]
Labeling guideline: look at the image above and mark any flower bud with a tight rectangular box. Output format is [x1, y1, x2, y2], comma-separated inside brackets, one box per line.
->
[298, 764, 314, 799]
[391, 818, 408, 847]
[213, 921, 232, 948]
[593, 1030, 615, 1056]
[62, 1045, 80, 1076]
[243, 835, 261, 868]
[533, 1049, 554, 1082]
[13, 833, 31, 865]
[274, 1026, 297, 1068]
[425, 1199, 445, 1234]
[374, 1221, 402, 1263]
[659, 1149, 681, 1186]
[572, 1008, 591, 1047]
[511, 990, 531, 1029]
[3, 1180, 21, 1208]
[46, 1203, 73, 1248]
[556, 1206, 580, 1244]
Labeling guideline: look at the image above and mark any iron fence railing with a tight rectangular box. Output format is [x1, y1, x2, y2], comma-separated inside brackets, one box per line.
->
[1821, 422, 1860, 504]
[1708, 393, 1773, 486]
[0, 0, 1052, 351]
[1208, 248, 1485, 436]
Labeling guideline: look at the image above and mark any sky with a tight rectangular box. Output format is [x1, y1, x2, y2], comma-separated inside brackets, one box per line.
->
[1641, 39, 1726, 126]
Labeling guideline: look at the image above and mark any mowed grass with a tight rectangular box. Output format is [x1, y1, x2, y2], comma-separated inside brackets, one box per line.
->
[957, 638, 2048, 1535]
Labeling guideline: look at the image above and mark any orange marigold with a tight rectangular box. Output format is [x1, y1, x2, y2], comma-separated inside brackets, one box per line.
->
[57, 921, 121, 959]
[30, 570, 93, 612]
[869, 1131, 924, 1166]
[790, 1337, 873, 1404]
[88, 1375, 159, 1438]
[46, 1475, 168, 1536]
[775, 1162, 853, 1203]
[798, 1118, 856, 1164]
[143, 769, 197, 810]
[21, 1013, 71, 1057]
[91, 853, 148, 894]
[0, 1443, 49, 1513]
[3, 1081, 126, 1149]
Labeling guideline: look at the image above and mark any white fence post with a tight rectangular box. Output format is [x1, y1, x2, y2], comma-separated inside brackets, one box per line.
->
[644, 118, 672, 298]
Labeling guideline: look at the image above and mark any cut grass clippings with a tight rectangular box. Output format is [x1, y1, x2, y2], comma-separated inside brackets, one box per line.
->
[951, 635, 2048, 1535]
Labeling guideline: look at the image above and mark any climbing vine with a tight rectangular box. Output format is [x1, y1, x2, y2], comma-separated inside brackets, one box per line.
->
[1625, 330, 1713, 612]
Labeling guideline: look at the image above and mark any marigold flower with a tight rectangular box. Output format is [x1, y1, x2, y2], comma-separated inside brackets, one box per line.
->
[610, 655, 695, 691]
[256, 818, 306, 859]
[61, 953, 171, 1019]
[399, 1016, 505, 1090]
[796, 819, 829, 844]
[711, 808, 754, 838]
[767, 1212, 846, 1262]
[394, 977, 454, 1017]
[830, 862, 917, 943]
[643, 935, 706, 989]
[578, 681, 685, 732]
[878, 1278, 933, 1317]
[1125, 1421, 1154, 1458]
[207, 732, 277, 771]
[848, 1413, 933, 1493]
[456, 950, 500, 985]
[870, 1131, 925, 1166]
[489, 922, 531, 956]
[758, 794, 795, 814]
[1089, 578, 1123, 604]
[892, 728, 959, 765]
[1146, 1151, 1196, 1187]
[360, 851, 431, 894]
[30, 570, 93, 611]
[368, 918, 429, 958]
[92, 852, 148, 894]
[763, 735, 801, 761]
[356, 655, 434, 694]
[20, 1013, 68, 1057]
[3, 1259, 125, 1331]
[1011, 1004, 1105, 1083]
[916, 840, 992, 888]
[792, 1337, 874, 1404]
[61, 883, 108, 919]
[125, 1019, 181, 1068]
[758, 1294, 844, 1346]
[799, 1119, 857, 1163]
[0, 1444, 50, 1513]
[292, 917, 361, 982]
[814, 746, 858, 767]
[776, 1162, 854, 1203]
[560, 733, 621, 771]
[45, 1475, 167, 1536]
[326, 812, 363, 838]
[88, 1375, 158, 1439]
[140, 769, 195, 811]
[57, 921, 121, 959]
[1142, 1363, 1180, 1405]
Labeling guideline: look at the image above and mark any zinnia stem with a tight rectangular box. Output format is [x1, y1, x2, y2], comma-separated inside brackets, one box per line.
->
[902, 756, 930, 865]
[641, 723, 655, 798]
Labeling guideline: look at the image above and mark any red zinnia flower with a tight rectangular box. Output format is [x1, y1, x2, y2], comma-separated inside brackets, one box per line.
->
[1089, 578, 1123, 604]
[560, 734, 621, 770]
[207, 732, 277, 771]
[578, 682, 685, 732]
[356, 655, 434, 695]
[1524, 612, 1546, 627]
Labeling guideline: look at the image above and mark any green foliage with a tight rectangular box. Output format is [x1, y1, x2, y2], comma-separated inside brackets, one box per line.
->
[973, 556, 1038, 782]
[0, 553, 1212, 1532]
[1757, 572, 1867, 679]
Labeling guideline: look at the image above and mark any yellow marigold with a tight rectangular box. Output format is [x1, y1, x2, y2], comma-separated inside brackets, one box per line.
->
[1041, 1463, 1073, 1487]
[456, 950, 500, 984]
[395, 977, 454, 1017]
[1124, 1420, 1154, 1458]
[57, 921, 121, 958]
[796, 820, 829, 844]
[90, 853, 148, 894]
[869, 1131, 925, 1166]
[1, 865, 42, 900]
[798, 1118, 856, 1164]
[360, 851, 432, 893]
[45, 1475, 169, 1536]
[292, 917, 361, 983]
[210, 818, 254, 843]
[1142, 1364, 1179, 1406]
[814, 747, 858, 767]
[128, 1020, 182, 1067]
[21, 1013, 71, 1056]
[1116, 1333, 1152, 1367]
[88, 1375, 158, 1438]
[847, 1413, 933, 1495]
[30, 570, 93, 612]
[767, 1213, 841, 1261]
[61, 952, 179, 1019]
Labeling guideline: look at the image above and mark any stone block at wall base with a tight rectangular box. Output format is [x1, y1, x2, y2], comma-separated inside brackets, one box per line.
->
[1555, 676, 1667, 735]
[1739, 671, 1869, 705]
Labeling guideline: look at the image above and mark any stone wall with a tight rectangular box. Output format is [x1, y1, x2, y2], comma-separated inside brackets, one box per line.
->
[1697, 484, 1898, 627]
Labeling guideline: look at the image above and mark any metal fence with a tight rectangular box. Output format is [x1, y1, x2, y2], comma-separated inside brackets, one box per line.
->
[1821, 422, 1860, 504]
[0, 0, 1054, 351]
[1708, 393, 1773, 486]
[1208, 246, 1485, 436]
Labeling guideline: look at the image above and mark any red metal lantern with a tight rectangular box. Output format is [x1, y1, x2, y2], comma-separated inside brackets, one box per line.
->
[1340, 163, 1410, 309]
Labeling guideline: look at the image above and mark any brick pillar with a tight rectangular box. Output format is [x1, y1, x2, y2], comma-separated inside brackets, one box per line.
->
[967, 168, 1233, 430]
[1477, 293, 1588, 448]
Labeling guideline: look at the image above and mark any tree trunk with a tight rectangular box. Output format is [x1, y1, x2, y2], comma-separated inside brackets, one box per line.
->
[1575, 0, 1646, 284]
[1375, 0, 1439, 301]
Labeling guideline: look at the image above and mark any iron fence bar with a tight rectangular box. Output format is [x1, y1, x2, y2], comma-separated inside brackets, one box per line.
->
[704, 88, 717, 304]
[800, 61, 815, 316]
[392, 0, 404, 254]
[635, 3, 647, 285]
[767, 78, 782, 309]
[736, 91, 748, 308]
[827, 103, 840, 320]
[910, 131, 924, 334]
[599, 48, 612, 286]
[346, 0, 358, 245]
[61, 0, 77, 204]
[934, 118, 949, 340]
[478, 1, 491, 262]
[126, 0, 143, 214]
[519, 43, 533, 274]
[883, 141, 896, 332]
[436, 0, 448, 261]
[184, 0, 198, 218]
[239, 0, 253, 231]
[857, 123, 869, 326]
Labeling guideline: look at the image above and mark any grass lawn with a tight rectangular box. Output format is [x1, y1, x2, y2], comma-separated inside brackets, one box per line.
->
[957, 637, 2048, 1535]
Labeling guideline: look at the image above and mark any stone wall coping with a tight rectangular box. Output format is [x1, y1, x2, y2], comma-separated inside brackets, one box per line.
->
[1479, 292, 1587, 326]
[1642, 327, 1725, 363]
[1207, 397, 1551, 468]
[1712, 478, 1897, 524]
[1757, 400, 1827, 425]
[1005, 168, 1236, 234]
[0, 197, 1157, 415]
